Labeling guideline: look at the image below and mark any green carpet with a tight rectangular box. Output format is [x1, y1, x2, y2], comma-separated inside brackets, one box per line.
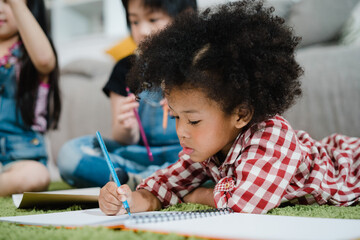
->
[1, 182, 359, 240]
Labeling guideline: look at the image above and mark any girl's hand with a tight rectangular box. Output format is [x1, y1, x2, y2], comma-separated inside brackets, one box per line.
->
[99, 182, 163, 215]
[7, 0, 56, 74]
[116, 94, 139, 130]
[99, 182, 133, 215]
[110, 92, 140, 145]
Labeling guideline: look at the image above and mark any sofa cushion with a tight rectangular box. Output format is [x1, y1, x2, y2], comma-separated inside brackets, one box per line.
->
[265, 0, 297, 18]
[286, 0, 360, 47]
[339, 2, 360, 45]
[284, 45, 360, 139]
[105, 36, 137, 61]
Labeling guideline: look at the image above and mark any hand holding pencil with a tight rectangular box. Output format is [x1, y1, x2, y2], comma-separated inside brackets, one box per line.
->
[99, 179, 134, 216]
[96, 131, 131, 216]
[115, 94, 139, 130]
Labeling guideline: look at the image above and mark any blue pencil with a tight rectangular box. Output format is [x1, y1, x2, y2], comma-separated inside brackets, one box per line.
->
[96, 131, 131, 216]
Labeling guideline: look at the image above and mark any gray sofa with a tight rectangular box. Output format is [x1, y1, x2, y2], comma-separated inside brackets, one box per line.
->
[47, 0, 360, 178]
[275, 0, 360, 139]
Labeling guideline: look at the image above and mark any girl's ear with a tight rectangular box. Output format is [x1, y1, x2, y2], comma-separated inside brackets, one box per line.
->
[234, 106, 253, 129]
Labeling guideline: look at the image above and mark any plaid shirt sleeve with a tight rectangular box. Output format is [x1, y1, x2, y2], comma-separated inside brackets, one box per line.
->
[214, 117, 303, 214]
[137, 151, 209, 207]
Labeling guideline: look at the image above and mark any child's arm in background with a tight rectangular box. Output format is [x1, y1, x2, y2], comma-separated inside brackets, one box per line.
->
[99, 182, 161, 215]
[8, 0, 55, 75]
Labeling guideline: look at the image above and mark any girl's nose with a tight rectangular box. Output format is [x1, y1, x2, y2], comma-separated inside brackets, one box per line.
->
[176, 121, 189, 140]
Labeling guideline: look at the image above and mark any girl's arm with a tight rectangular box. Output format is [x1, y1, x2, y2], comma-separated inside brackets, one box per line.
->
[110, 92, 140, 145]
[137, 156, 210, 207]
[99, 182, 161, 215]
[9, 0, 56, 75]
[183, 187, 216, 207]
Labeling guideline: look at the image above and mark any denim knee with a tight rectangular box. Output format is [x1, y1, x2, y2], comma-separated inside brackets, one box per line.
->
[57, 136, 97, 177]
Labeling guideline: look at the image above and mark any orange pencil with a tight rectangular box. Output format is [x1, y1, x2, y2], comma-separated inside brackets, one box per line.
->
[162, 103, 168, 132]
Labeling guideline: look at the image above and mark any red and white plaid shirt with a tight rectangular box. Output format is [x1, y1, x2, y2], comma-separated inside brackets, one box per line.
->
[137, 116, 360, 213]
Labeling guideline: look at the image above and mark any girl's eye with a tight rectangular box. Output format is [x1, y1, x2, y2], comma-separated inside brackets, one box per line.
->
[130, 21, 138, 25]
[170, 115, 178, 120]
[149, 18, 158, 23]
[188, 120, 200, 125]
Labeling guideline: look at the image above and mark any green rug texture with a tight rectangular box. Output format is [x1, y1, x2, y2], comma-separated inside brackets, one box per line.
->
[0, 181, 359, 240]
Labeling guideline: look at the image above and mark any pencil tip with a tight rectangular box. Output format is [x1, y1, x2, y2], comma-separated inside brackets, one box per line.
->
[126, 208, 131, 216]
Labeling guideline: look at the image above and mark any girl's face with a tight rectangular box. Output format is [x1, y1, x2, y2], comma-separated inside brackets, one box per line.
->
[128, 0, 173, 45]
[0, 0, 20, 42]
[167, 88, 246, 163]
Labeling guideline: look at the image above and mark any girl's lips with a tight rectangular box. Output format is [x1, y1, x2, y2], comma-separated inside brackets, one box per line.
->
[182, 147, 194, 155]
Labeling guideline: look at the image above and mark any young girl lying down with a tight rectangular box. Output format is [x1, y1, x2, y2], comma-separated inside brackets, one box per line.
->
[99, 0, 360, 215]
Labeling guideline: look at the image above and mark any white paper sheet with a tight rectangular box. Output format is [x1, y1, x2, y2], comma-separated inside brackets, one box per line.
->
[1, 208, 359, 240]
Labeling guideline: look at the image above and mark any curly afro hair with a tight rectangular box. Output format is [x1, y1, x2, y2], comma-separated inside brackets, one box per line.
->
[127, 0, 303, 126]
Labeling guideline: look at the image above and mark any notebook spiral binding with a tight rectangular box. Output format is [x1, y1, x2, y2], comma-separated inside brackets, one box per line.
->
[129, 208, 234, 224]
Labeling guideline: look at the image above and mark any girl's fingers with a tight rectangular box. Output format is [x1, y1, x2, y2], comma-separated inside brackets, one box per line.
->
[123, 94, 138, 106]
[99, 182, 123, 215]
[117, 111, 134, 121]
[99, 201, 121, 215]
[117, 100, 139, 126]
[117, 100, 139, 127]
[118, 208, 127, 215]
[120, 101, 139, 114]
[117, 185, 132, 204]
[103, 190, 122, 206]
[117, 112, 137, 128]
[99, 184, 133, 215]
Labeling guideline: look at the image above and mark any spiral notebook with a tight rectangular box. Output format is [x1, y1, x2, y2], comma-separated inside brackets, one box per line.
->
[1, 208, 360, 240]
[0, 208, 232, 228]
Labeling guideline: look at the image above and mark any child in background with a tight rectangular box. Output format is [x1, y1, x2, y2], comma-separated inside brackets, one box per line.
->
[57, 0, 197, 189]
[99, 0, 360, 215]
[0, 0, 61, 196]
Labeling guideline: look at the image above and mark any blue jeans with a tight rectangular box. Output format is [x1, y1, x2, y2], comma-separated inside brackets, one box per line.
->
[57, 135, 181, 188]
